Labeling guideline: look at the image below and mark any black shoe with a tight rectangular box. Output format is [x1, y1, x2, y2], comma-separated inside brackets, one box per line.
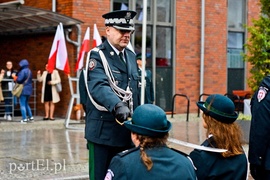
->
[49, 118, 55, 121]
[43, 117, 49, 120]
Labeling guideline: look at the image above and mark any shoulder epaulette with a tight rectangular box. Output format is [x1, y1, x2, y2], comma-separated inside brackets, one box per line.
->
[91, 47, 100, 52]
[170, 147, 189, 157]
[118, 147, 139, 157]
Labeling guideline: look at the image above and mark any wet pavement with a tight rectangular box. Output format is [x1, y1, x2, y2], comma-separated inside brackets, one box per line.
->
[0, 114, 252, 180]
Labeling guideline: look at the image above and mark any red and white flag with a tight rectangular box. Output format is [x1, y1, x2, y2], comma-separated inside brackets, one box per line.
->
[47, 23, 70, 75]
[93, 24, 102, 48]
[75, 27, 90, 72]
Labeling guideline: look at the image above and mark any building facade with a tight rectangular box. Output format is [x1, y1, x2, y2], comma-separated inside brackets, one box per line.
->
[0, 0, 260, 117]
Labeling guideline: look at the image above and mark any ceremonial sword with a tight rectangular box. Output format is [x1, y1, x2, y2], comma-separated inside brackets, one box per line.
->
[168, 138, 227, 153]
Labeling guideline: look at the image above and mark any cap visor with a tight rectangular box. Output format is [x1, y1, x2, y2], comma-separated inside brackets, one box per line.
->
[113, 25, 135, 31]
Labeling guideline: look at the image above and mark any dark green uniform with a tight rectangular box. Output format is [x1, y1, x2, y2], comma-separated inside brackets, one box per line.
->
[190, 136, 247, 180]
[105, 146, 197, 180]
[84, 39, 140, 180]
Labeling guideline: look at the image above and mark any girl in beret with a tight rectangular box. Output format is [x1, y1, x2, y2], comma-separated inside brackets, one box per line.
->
[105, 104, 196, 180]
[190, 94, 248, 180]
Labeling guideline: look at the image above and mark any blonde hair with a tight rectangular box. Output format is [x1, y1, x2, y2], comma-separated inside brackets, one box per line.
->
[137, 133, 168, 171]
[202, 113, 244, 157]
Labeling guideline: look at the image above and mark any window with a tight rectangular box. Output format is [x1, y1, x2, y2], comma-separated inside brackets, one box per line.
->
[227, 32, 244, 68]
[228, 0, 245, 30]
[112, 0, 175, 110]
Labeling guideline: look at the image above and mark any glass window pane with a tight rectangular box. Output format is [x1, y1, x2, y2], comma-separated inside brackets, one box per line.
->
[134, 25, 152, 62]
[156, 27, 172, 67]
[228, 32, 243, 49]
[228, 0, 244, 30]
[227, 49, 244, 68]
[113, 0, 129, 10]
[135, 0, 151, 21]
[157, 0, 171, 22]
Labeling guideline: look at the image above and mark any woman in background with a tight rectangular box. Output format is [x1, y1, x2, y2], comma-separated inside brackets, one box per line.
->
[1, 61, 17, 120]
[13, 59, 34, 123]
[37, 63, 61, 120]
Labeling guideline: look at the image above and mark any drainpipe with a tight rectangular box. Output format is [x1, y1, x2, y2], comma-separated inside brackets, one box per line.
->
[199, 0, 205, 144]
[200, 0, 205, 100]
[52, 0, 56, 12]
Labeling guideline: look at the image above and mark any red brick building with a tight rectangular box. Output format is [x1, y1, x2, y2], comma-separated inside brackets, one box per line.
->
[0, 0, 260, 118]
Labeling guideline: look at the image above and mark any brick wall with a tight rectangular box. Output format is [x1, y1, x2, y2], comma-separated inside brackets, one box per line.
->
[174, 0, 228, 113]
[0, 0, 261, 117]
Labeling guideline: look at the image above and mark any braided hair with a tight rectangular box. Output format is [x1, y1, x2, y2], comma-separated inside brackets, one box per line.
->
[136, 133, 168, 171]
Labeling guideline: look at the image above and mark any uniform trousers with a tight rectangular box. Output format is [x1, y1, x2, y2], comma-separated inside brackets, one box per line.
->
[87, 141, 132, 180]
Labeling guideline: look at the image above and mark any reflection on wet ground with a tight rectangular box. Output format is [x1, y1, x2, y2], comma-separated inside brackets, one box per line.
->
[0, 114, 251, 179]
[0, 118, 88, 179]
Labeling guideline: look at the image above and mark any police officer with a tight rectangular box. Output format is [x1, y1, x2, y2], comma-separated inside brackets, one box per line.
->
[249, 75, 270, 179]
[83, 10, 140, 180]
[105, 104, 197, 180]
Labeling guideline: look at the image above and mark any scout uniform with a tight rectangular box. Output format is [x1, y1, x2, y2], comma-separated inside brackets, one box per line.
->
[249, 75, 270, 179]
[190, 94, 248, 180]
[83, 10, 140, 180]
[190, 136, 247, 180]
[105, 104, 197, 180]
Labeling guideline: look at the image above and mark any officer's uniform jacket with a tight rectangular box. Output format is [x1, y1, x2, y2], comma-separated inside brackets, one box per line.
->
[105, 146, 197, 180]
[190, 136, 248, 180]
[84, 40, 140, 147]
[249, 75, 270, 170]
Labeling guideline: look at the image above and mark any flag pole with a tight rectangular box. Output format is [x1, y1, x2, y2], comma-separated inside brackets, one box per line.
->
[140, 0, 147, 105]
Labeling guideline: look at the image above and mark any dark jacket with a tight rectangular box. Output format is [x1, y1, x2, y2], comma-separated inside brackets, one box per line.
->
[84, 40, 140, 147]
[190, 137, 247, 180]
[16, 59, 33, 96]
[249, 75, 270, 169]
[105, 146, 197, 180]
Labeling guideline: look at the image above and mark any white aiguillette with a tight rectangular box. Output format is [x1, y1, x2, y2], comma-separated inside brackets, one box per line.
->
[168, 138, 227, 153]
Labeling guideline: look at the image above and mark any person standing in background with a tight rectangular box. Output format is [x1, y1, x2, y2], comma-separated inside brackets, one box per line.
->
[13, 59, 34, 123]
[1, 61, 17, 120]
[249, 75, 270, 180]
[37, 64, 61, 121]
[136, 53, 154, 104]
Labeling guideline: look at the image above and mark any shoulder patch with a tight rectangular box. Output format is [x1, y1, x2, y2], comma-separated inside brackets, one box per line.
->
[118, 147, 139, 157]
[105, 169, 114, 180]
[88, 59, 97, 71]
[257, 86, 268, 102]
